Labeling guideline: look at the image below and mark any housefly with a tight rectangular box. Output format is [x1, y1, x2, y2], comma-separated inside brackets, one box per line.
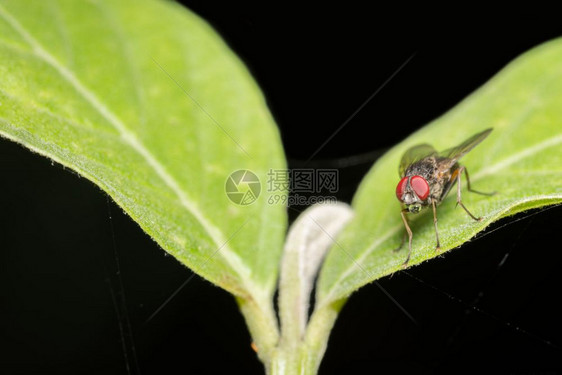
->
[395, 128, 495, 266]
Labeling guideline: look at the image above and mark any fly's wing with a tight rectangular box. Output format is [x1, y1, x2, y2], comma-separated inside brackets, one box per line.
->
[399, 144, 437, 176]
[439, 128, 493, 169]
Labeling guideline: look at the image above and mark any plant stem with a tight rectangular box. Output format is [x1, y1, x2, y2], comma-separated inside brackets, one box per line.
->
[237, 294, 279, 369]
[268, 299, 345, 375]
[303, 299, 345, 373]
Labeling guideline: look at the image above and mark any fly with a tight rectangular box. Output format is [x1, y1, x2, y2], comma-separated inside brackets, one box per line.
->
[395, 128, 495, 266]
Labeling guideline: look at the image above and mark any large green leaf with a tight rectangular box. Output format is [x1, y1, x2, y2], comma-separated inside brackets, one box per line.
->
[0, 0, 287, 303]
[316, 38, 562, 306]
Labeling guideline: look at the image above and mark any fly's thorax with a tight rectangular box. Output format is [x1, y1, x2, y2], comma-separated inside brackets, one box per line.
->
[405, 157, 437, 180]
[433, 160, 458, 202]
[429, 181, 444, 202]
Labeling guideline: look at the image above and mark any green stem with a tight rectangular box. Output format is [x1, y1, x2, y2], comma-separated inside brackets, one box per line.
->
[302, 299, 346, 373]
[268, 299, 346, 375]
[236, 294, 279, 369]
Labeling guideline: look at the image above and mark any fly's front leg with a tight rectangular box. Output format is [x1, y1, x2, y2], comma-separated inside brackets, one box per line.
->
[456, 166, 482, 221]
[399, 209, 413, 267]
[432, 199, 441, 252]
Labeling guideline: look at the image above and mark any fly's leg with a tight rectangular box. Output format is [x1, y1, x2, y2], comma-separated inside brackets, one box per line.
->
[456, 166, 483, 221]
[432, 199, 441, 252]
[464, 167, 496, 196]
[398, 209, 413, 266]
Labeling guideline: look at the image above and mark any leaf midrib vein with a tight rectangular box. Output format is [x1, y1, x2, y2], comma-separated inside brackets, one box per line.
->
[0, 4, 252, 291]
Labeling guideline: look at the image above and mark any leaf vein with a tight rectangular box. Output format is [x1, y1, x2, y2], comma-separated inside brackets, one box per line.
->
[0, 3, 253, 292]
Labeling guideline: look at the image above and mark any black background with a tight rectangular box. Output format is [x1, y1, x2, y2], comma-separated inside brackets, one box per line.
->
[1, 3, 561, 375]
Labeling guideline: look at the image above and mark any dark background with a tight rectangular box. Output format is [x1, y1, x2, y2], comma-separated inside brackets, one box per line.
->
[1, 3, 561, 375]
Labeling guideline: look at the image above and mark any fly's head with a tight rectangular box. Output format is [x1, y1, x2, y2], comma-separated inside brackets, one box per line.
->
[396, 175, 430, 213]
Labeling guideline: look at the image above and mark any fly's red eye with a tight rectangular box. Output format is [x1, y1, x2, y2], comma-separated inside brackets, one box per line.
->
[410, 175, 429, 200]
[396, 176, 408, 201]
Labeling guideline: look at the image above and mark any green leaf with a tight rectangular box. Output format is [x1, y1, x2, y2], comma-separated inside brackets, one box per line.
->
[316, 38, 562, 306]
[0, 0, 287, 306]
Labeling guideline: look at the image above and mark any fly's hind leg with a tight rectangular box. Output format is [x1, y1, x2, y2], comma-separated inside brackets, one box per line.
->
[464, 167, 496, 196]
[455, 166, 491, 222]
